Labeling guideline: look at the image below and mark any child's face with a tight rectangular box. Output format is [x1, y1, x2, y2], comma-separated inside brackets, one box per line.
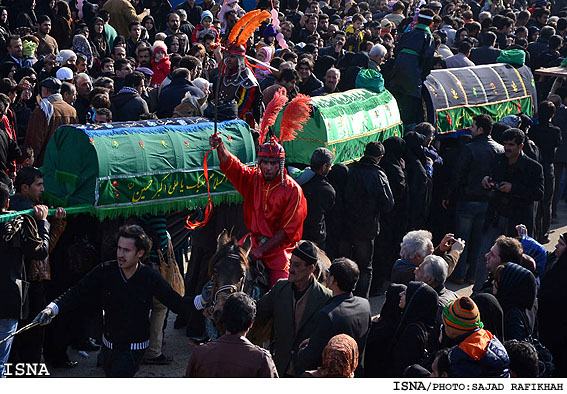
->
[202, 17, 212, 28]
[155, 49, 165, 61]
[24, 155, 34, 167]
[267, 35, 275, 44]
[353, 20, 363, 30]
[257, 51, 266, 62]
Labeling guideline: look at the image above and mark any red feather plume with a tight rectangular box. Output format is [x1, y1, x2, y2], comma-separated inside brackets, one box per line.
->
[280, 94, 312, 142]
[234, 11, 271, 46]
[227, 10, 263, 45]
[259, 87, 288, 144]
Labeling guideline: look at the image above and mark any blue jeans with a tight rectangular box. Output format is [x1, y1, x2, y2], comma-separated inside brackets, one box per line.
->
[453, 201, 488, 281]
[0, 319, 18, 378]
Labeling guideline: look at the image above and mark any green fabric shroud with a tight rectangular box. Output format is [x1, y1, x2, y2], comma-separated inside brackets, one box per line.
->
[496, 49, 526, 67]
[424, 63, 537, 133]
[274, 88, 403, 165]
[41, 118, 254, 219]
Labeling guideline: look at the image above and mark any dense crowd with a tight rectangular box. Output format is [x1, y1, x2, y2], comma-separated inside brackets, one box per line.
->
[0, 0, 567, 380]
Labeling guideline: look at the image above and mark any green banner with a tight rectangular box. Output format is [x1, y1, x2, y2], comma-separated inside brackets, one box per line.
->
[436, 96, 534, 134]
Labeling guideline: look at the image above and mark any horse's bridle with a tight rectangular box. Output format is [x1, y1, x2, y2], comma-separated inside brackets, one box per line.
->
[207, 253, 247, 312]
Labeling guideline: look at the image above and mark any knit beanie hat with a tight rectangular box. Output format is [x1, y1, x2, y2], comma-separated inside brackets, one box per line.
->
[152, 40, 168, 57]
[59, 49, 77, 65]
[201, 10, 213, 23]
[291, 240, 318, 266]
[443, 296, 483, 332]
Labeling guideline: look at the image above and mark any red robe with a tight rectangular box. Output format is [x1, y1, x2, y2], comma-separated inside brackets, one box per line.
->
[220, 151, 307, 285]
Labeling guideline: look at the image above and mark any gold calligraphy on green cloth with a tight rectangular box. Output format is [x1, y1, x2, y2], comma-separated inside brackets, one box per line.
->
[96, 169, 236, 207]
[436, 96, 534, 134]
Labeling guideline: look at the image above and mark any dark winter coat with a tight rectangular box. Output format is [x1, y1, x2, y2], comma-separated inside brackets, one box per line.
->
[110, 89, 149, 121]
[343, 156, 394, 240]
[301, 173, 335, 247]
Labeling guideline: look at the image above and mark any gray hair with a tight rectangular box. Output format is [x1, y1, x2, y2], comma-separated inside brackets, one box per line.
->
[369, 43, 387, 59]
[421, 255, 448, 287]
[400, 230, 433, 260]
[75, 72, 90, 84]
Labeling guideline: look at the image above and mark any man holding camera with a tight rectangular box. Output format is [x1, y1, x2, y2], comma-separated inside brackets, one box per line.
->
[443, 114, 503, 284]
[473, 127, 543, 292]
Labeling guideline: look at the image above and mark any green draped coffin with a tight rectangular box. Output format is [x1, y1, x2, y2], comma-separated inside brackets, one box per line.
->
[41, 118, 255, 219]
[423, 63, 537, 134]
[274, 88, 403, 165]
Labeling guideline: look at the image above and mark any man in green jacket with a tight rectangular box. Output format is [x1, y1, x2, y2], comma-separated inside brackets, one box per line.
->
[252, 240, 332, 377]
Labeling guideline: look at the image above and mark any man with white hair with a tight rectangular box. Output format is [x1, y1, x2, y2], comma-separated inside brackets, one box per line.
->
[391, 230, 465, 285]
[368, 44, 387, 71]
[311, 68, 340, 97]
[415, 255, 458, 324]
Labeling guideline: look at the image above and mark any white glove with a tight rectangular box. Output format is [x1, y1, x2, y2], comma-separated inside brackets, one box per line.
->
[33, 306, 55, 326]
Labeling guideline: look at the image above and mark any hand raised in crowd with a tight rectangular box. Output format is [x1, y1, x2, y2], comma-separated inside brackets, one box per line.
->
[450, 238, 465, 254]
[515, 224, 528, 237]
[33, 205, 49, 221]
[438, 233, 455, 252]
[209, 133, 224, 149]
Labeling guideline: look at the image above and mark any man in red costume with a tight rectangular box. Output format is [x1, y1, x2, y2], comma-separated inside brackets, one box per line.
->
[209, 133, 307, 286]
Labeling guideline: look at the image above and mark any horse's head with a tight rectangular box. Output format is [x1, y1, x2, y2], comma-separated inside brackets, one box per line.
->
[206, 229, 251, 332]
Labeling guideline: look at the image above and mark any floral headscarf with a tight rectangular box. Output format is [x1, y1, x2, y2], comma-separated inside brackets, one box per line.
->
[319, 334, 359, 378]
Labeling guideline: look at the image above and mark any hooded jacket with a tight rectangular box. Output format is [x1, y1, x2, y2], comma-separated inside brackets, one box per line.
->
[110, 89, 149, 121]
[496, 263, 537, 341]
[448, 327, 510, 377]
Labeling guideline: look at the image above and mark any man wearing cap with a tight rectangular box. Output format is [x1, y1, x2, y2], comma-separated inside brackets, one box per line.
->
[252, 240, 332, 376]
[339, 141, 394, 298]
[217, 44, 262, 127]
[443, 296, 510, 377]
[209, 133, 307, 286]
[24, 77, 77, 167]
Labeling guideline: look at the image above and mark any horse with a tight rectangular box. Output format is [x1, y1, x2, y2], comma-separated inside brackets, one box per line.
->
[203, 230, 331, 338]
[203, 229, 252, 336]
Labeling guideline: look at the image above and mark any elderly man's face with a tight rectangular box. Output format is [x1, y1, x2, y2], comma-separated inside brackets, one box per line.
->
[288, 255, 315, 285]
[76, 77, 92, 98]
[325, 70, 339, 91]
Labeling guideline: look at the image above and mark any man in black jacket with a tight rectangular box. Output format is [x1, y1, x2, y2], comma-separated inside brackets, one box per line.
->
[469, 32, 501, 65]
[443, 115, 503, 284]
[33, 225, 192, 377]
[339, 141, 394, 298]
[156, 68, 203, 118]
[301, 148, 335, 248]
[473, 128, 544, 291]
[296, 258, 371, 376]
[0, 182, 50, 378]
[110, 71, 149, 121]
